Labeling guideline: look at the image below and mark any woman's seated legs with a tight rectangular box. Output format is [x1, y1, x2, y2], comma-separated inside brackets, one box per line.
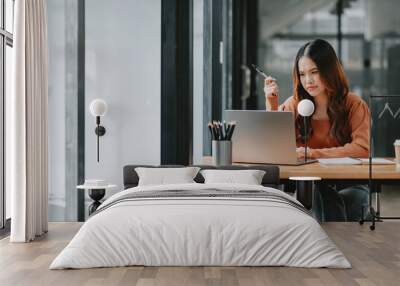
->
[314, 183, 346, 221]
[338, 185, 369, 221]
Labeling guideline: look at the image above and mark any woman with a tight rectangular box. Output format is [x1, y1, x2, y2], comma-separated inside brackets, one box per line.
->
[264, 39, 370, 221]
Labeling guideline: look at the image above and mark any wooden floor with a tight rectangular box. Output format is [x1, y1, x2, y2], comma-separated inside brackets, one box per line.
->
[1, 222, 400, 286]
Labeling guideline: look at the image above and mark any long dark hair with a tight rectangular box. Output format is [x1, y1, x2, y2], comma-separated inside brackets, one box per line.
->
[293, 39, 352, 145]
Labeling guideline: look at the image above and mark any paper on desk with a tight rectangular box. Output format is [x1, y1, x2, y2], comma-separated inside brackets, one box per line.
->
[318, 157, 362, 165]
[358, 158, 395, 165]
[318, 157, 396, 165]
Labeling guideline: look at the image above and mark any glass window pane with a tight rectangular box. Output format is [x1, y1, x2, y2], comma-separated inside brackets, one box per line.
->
[5, 44, 12, 220]
[0, 1, 2, 29]
[0, 39, 3, 228]
[47, 0, 70, 221]
[6, 0, 14, 33]
[192, 0, 204, 164]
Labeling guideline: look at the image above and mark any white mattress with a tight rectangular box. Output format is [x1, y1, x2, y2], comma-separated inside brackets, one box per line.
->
[50, 183, 351, 269]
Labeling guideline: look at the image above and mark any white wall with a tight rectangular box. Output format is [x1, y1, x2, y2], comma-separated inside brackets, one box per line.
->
[85, 0, 161, 195]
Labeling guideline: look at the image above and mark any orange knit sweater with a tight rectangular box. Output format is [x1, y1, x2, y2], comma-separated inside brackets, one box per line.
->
[266, 93, 370, 158]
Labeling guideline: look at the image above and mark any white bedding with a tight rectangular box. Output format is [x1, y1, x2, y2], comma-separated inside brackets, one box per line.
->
[50, 183, 351, 269]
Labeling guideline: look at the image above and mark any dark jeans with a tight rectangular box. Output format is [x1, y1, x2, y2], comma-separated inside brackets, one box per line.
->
[314, 183, 369, 222]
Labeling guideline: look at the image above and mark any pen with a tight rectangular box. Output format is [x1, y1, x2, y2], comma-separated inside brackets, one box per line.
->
[223, 121, 228, 139]
[251, 64, 268, 78]
[213, 121, 220, 140]
[251, 64, 276, 82]
[227, 122, 236, 140]
[208, 123, 216, 140]
[225, 124, 231, 140]
[219, 121, 225, 140]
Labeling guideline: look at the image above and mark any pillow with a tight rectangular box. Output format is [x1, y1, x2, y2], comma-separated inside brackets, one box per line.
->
[200, 169, 266, 185]
[135, 167, 200, 186]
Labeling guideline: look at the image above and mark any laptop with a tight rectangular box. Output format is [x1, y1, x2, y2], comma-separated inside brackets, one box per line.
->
[224, 110, 316, 165]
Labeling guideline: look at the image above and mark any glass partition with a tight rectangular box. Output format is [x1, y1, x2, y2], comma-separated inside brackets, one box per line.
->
[1, 0, 13, 230]
[5, 0, 13, 33]
[47, 0, 161, 221]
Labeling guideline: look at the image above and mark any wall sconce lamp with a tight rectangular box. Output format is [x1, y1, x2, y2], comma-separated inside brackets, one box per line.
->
[89, 99, 107, 162]
[297, 99, 314, 162]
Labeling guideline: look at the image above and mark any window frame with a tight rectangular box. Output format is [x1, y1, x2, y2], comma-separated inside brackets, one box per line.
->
[0, 0, 13, 231]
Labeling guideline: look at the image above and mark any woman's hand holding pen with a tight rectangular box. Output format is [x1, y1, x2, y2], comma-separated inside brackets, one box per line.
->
[264, 76, 279, 111]
[264, 77, 279, 98]
[251, 64, 278, 101]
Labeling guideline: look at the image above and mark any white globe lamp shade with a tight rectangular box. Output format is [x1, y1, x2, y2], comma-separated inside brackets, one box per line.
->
[297, 99, 314, 117]
[89, 99, 108, 117]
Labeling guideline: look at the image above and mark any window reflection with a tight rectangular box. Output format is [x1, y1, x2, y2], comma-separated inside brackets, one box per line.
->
[6, 0, 14, 33]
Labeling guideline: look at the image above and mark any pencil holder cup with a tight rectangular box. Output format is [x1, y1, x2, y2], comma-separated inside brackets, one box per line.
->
[212, 140, 232, 166]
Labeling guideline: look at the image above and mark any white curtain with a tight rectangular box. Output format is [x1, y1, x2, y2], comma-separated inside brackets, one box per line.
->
[10, 0, 48, 242]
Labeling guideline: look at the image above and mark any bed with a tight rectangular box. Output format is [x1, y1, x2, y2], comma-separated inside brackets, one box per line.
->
[50, 165, 350, 269]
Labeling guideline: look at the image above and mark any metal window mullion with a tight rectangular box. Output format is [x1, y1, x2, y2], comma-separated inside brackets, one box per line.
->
[0, 0, 14, 230]
[2, 0, 5, 30]
[0, 0, 4, 229]
[0, 35, 4, 229]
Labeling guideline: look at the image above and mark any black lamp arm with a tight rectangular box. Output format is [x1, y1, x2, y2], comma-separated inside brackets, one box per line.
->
[304, 116, 308, 163]
[94, 116, 106, 162]
[94, 115, 106, 136]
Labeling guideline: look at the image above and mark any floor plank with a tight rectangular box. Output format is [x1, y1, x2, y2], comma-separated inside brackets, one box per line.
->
[1, 222, 400, 286]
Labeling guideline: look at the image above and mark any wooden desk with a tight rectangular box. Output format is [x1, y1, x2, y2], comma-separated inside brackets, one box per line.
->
[278, 161, 400, 226]
[202, 156, 400, 218]
[202, 156, 400, 181]
[279, 162, 400, 180]
[278, 162, 400, 218]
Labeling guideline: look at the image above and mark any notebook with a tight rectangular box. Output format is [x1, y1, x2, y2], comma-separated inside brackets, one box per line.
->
[318, 157, 395, 165]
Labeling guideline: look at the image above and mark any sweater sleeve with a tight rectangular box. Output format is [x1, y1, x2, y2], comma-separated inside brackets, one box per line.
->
[310, 97, 370, 158]
[266, 95, 279, 110]
[266, 96, 296, 112]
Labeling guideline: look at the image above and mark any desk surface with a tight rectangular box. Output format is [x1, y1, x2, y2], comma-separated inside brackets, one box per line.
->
[202, 157, 400, 180]
[279, 162, 400, 180]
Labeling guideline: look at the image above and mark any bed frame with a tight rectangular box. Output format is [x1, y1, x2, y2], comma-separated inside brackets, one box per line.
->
[123, 165, 280, 189]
